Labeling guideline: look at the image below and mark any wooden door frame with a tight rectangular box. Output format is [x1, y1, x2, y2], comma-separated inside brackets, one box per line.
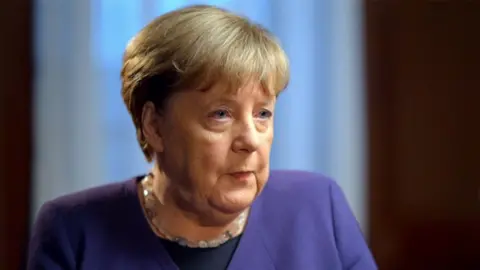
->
[0, 0, 33, 269]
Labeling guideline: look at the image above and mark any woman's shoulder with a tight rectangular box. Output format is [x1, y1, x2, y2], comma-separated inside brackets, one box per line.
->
[264, 170, 337, 202]
[30, 176, 142, 243]
[28, 176, 144, 269]
[37, 177, 139, 216]
[258, 170, 347, 222]
[255, 170, 377, 269]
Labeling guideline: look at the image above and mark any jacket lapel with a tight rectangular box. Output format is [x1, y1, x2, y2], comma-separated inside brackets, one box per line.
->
[227, 198, 275, 270]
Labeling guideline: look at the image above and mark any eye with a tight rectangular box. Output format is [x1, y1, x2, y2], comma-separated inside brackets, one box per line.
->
[208, 109, 231, 121]
[256, 109, 273, 119]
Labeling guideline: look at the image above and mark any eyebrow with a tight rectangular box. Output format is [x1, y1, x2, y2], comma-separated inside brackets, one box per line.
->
[204, 95, 276, 106]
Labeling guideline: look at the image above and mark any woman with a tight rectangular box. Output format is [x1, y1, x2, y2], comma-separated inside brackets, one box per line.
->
[28, 5, 376, 270]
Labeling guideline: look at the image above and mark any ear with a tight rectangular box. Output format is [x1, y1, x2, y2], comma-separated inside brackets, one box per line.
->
[141, 101, 164, 153]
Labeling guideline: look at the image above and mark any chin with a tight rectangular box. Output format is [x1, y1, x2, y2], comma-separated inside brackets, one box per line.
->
[210, 190, 256, 215]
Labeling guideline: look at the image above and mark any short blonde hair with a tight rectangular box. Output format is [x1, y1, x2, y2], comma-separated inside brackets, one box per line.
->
[121, 5, 290, 162]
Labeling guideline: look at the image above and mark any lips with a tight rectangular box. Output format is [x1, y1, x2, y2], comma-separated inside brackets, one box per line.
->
[229, 171, 253, 181]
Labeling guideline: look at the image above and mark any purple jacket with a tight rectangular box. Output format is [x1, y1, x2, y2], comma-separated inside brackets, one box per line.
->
[27, 170, 377, 269]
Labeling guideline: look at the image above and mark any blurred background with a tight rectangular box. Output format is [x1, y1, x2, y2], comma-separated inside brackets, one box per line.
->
[1, 1, 479, 269]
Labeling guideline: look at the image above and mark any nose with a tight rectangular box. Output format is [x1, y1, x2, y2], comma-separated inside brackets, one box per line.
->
[231, 120, 261, 153]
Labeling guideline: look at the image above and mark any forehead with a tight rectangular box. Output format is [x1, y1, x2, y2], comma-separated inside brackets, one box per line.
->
[198, 81, 275, 102]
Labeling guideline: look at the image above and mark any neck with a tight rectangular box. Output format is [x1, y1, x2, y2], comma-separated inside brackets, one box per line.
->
[148, 165, 243, 242]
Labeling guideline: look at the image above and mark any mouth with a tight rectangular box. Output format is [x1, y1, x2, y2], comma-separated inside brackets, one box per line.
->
[228, 171, 254, 181]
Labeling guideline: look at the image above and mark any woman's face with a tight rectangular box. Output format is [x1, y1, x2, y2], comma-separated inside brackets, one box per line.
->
[155, 81, 275, 217]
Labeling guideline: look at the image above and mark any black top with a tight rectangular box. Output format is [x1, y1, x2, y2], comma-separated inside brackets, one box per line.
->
[159, 236, 242, 270]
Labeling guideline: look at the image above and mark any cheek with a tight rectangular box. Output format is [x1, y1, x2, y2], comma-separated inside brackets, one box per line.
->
[256, 133, 273, 186]
[258, 130, 274, 165]
[190, 131, 231, 176]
